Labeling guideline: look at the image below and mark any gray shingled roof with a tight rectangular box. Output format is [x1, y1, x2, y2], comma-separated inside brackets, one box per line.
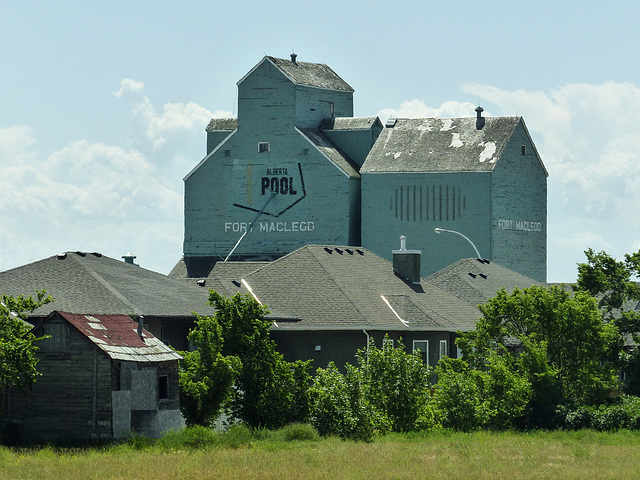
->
[205, 118, 238, 132]
[321, 116, 381, 130]
[264, 56, 354, 92]
[207, 245, 481, 332]
[0, 252, 214, 318]
[361, 117, 521, 173]
[298, 129, 360, 177]
[426, 258, 541, 308]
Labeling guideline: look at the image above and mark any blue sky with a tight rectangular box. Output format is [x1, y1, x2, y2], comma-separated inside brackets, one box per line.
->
[2, 1, 639, 282]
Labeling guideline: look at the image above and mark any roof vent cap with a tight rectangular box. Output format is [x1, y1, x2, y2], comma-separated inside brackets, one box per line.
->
[290, 52, 297, 64]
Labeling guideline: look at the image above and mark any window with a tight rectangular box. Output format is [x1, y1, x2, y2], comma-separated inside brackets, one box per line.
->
[258, 142, 270, 153]
[158, 375, 169, 400]
[439, 340, 448, 360]
[329, 102, 335, 117]
[382, 337, 394, 351]
[42, 322, 70, 354]
[224, 149, 231, 157]
[413, 340, 429, 365]
[303, 148, 309, 156]
[520, 145, 526, 155]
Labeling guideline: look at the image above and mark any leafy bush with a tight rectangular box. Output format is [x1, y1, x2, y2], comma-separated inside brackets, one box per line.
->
[220, 424, 253, 448]
[309, 362, 388, 442]
[281, 423, 319, 441]
[359, 337, 432, 433]
[557, 396, 640, 431]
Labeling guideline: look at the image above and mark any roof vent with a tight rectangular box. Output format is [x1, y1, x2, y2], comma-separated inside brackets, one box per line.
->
[386, 117, 397, 128]
[122, 252, 138, 265]
[346, 248, 353, 255]
[57, 253, 67, 260]
[232, 280, 241, 287]
[290, 52, 297, 65]
[324, 247, 333, 254]
[468, 272, 477, 278]
[479, 273, 487, 279]
[335, 247, 343, 254]
[475, 106, 485, 130]
[356, 249, 364, 255]
[197, 279, 206, 287]
[75, 251, 86, 257]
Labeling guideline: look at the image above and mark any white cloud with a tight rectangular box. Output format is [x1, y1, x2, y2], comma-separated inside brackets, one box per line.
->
[113, 78, 145, 99]
[377, 99, 477, 124]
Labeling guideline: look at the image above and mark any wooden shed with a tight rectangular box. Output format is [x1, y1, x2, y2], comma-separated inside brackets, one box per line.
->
[2, 311, 183, 444]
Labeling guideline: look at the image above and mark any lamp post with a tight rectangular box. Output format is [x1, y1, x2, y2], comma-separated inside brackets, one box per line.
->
[434, 227, 482, 259]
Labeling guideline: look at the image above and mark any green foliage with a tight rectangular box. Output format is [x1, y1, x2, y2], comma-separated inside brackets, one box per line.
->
[178, 313, 241, 427]
[309, 362, 388, 442]
[206, 291, 311, 430]
[357, 337, 432, 433]
[281, 423, 319, 441]
[433, 351, 531, 431]
[0, 291, 52, 398]
[557, 396, 640, 431]
[459, 285, 620, 406]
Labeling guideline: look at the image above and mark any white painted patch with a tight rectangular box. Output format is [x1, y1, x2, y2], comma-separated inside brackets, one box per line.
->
[478, 141, 497, 163]
[394, 152, 402, 159]
[450, 133, 463, 148]
[440, 119, 454, 131]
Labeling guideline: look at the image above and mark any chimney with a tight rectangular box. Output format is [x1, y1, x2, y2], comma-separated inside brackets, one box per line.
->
[392, 235, 422, 284]
[475, 106, 485, 130]
[290, 53, 297, 65]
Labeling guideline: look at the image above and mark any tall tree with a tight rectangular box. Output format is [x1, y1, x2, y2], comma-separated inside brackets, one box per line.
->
[207, 291, 311, 429]
[458, 285, 620, 406]
[576, 248, 640, 395]
[0, 291, 52, 405]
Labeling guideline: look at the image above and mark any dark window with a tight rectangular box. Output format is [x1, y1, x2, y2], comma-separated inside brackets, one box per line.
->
[258, 142, 270, 153]
[224, 149, 231, 157]
[158, 375, 169, 399]
[521, 145, 526, 155]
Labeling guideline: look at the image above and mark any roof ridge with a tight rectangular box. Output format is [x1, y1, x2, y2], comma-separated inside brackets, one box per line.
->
[68, 253, 143, 315]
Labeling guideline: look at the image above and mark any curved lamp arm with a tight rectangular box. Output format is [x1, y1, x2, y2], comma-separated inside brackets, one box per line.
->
[434, 227, 481, 259]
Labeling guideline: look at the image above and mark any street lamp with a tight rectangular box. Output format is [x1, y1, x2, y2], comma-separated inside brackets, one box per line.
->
[434, 227, 482, 259]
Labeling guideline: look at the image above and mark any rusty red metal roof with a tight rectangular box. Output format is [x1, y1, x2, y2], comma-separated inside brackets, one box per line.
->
[53, 311, 182, 362]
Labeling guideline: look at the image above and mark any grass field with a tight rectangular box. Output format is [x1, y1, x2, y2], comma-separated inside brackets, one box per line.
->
[1, 428, 640, 479]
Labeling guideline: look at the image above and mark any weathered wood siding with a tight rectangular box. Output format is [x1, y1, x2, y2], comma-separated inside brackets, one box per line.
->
[4, 318, 113, 442]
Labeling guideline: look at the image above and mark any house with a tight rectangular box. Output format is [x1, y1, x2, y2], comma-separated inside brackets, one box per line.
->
[201, 243, 484, 369]
[177, 54, 547, 282]
[0, 251, 214, 350]
[2, 311, 182, 443]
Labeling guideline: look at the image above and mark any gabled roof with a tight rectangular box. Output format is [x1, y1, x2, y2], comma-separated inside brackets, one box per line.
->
[361, 116, 523, 173]
[238, 56, 354, 92]
[207, 245, 481, 332]
[426, 258, 542, 308]
[0, 251, 213, 318]
[321, 116, 382, 131]
[297, 128, 360, 177]
[43, 311, 182, 362]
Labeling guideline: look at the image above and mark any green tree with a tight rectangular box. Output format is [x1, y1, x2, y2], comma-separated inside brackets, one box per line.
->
[207, 291, 311, 429]
[575, 248, 640, 395]
[458, 285, 620, 406]
[432, 349, 532, 431]
[357, 337, 432, 433]
[178, 313, 241, 427]
[0, 291, 52, 404]
[309, 362, 388, 442]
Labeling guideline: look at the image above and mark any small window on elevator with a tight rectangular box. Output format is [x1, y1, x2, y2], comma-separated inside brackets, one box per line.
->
[258, 142, 270, 153]
[520, 145, 526, 155]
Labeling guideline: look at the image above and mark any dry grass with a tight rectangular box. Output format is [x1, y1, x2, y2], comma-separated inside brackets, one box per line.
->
[1, 430, 640, 479]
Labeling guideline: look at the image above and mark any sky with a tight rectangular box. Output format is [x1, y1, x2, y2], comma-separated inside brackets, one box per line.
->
[1, 1, 639, 283]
